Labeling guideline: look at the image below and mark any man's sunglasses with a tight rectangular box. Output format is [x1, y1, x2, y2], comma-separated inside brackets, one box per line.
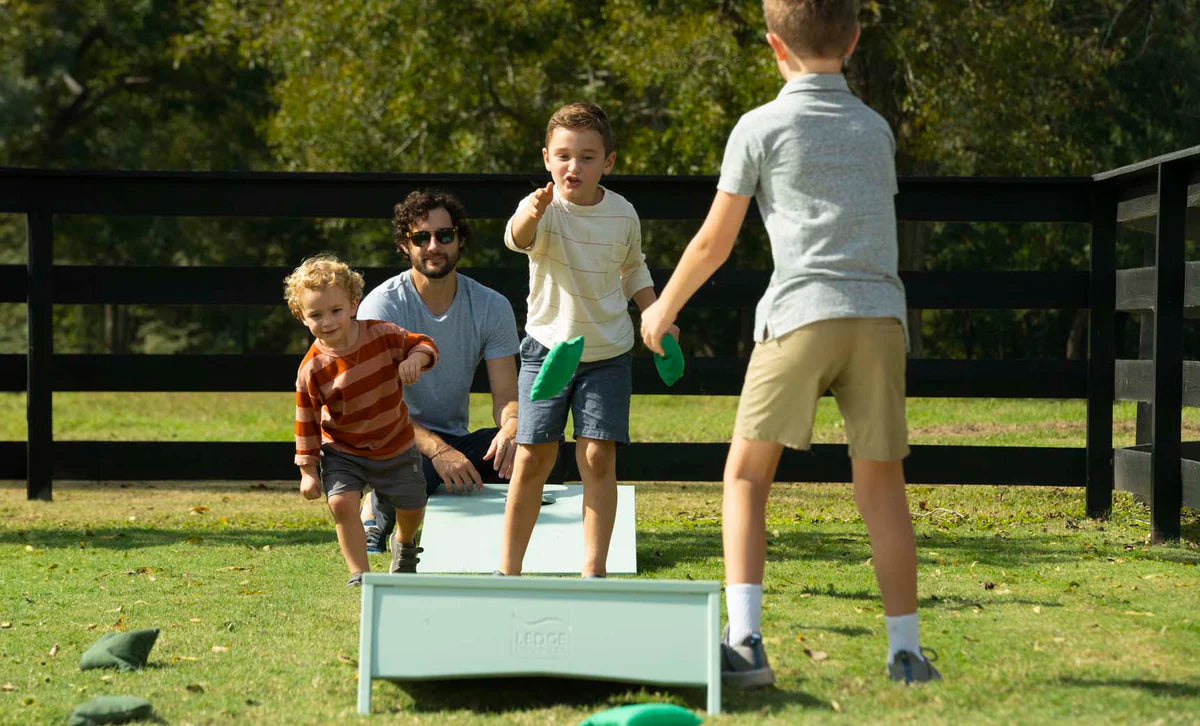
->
[407, 226, 458, 246]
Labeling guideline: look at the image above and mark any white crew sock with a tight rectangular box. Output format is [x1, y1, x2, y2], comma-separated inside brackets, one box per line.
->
[885, 612, 922, 663]
[725, 583, 763, 645]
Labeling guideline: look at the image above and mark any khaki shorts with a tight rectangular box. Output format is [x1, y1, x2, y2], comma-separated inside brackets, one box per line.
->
[734, 317, 909, 461]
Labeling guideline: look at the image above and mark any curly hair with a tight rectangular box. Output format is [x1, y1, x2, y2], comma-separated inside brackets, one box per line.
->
[763, 0, 859, 59]
[283, 253, 365, 319]
[545, 101, 613, 156]
[392, 189, 472, 260]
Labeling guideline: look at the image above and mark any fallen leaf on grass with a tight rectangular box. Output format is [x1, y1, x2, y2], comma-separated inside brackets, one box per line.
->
[171, 655, 198, 662]
[337, 653, 357, 666]
[190, 506, 209, 515]
[795, 634, 804, 643]
[100, 675, 113, 682]
[1032, 606, 1041, 614]
[831, 700, 842, 713]
[1, 684, 15, 691]
[189, 618, 202, 623]
[48, 644, 58, 658]
[112, 616, 126, 631]
[186, 684, 204, 693]
[804, 649, 828, 662]
[211, 645, 229, 653]
[0, 622, 11, 629]
[1124, 611, 1155, 617]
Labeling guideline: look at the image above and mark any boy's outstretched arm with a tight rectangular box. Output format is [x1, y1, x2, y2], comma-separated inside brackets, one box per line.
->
[640, 191, 750, 354]
[509, 182, 554, 249]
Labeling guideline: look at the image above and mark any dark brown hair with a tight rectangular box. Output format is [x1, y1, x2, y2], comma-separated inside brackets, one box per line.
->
[763, 0, 859, 59]
[391, 189, 471, 260]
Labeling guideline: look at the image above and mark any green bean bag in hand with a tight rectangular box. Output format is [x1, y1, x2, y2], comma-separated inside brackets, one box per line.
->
[579, 703, 703, 725]
[68, 695, 154, 725]
[653, 333, 685, 387]
[530, 335, 584, 401]
[79, 628, 160, 672]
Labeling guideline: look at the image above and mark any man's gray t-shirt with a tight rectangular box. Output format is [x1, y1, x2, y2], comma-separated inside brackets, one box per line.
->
[718, 73, 907, 343]
[358, 271, 519, 437]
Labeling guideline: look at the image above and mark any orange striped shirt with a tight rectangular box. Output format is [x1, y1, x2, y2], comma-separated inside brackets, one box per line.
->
[294, 319, 438, 466]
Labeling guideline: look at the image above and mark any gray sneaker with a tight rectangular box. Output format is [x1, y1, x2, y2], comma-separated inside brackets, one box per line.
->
[888, 649, 942, 684]
[389, 538, 423, 574]
[346, 572, 364, 587]
[721, 625, 775, 688]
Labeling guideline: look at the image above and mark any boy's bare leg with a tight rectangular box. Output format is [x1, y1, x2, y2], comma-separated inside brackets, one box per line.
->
[498, 442, 558, 575]
[576, 437, 617, 577]
[393, 507, 425, 546]
[359, 490, 377, 526]
[722, 436, 784, 585]
[851, 457, 917, 615]
[328, 491, 368, 574]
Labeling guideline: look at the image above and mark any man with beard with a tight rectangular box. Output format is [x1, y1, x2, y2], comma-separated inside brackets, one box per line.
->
[357, 189, 521, 553]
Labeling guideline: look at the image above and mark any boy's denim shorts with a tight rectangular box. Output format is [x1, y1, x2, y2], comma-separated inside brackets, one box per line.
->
[516, 336, 631, 445]
[320, 444, 428, 510]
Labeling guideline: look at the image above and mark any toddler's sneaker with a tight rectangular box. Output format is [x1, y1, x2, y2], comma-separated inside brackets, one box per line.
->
[346, 572, 364, 587]
[888, 649, 942, 685]
[389, 538, 423, 574]
[721, 625, 775, 688]
[364, 524, 386, 555]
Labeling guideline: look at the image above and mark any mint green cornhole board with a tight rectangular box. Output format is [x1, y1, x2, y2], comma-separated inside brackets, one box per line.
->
[417, 484, 636, 574]
[357, 574, 722, 715]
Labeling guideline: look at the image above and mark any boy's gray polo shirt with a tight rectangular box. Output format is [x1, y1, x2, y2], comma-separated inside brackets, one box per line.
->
[357, 271, 519, 437]
[718, 72, 907, 344]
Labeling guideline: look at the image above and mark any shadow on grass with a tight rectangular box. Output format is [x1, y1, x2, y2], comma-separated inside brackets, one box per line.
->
[637, 527, 1200, 574]
[1058, 677, 1200, 699]
[0, 526, 333, 551]
[391, 675, 827, 715]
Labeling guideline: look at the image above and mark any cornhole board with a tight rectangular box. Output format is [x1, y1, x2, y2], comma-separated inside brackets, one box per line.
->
[357, 574, 722, 715]
[416, 484, 636, 574]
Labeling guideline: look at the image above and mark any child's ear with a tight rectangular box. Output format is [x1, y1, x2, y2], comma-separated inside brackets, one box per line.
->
[765, 31, 790, 62]
[844, 24, 862, 58]
[602, 151, 616, 175]
[542, 147, 551, 170]
[350, 298, 361, 318]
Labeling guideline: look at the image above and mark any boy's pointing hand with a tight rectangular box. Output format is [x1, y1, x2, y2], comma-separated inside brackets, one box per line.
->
[529, 182, 554, 219]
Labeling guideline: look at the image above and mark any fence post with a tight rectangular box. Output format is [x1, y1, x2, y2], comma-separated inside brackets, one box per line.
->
[1086, 184, 1116, 518]
[26, 212, 53, 501]
[1150, 161, 1187, 542]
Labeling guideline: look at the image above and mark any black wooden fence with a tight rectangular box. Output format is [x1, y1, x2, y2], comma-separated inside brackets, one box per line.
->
[1, 147, 1196, 540]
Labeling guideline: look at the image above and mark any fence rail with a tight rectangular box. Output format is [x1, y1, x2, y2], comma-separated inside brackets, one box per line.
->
[2, 149, 1197, 538]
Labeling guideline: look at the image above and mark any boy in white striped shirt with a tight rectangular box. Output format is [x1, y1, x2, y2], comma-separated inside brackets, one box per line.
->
[498, 101, 676, 577]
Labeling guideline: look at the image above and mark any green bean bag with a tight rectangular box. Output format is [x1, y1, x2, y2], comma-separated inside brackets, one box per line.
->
[530, 335, 584, 401]
[579, 703, 703, 725]
[79, 628, 159, 672]
[653, 333, 685, 387]
[68, 695, 154, 725]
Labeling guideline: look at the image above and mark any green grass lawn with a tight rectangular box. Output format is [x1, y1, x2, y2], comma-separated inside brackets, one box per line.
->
[2, 394, 1199, 724]
[1, 392, 1200, 447]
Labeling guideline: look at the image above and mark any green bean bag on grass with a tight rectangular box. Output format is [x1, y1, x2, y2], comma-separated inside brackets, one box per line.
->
[79, 628, 160, 672]
[579, 703, 703, 725]
[530, 335, 584, 401]
[653, 333, 685, 387]
[68, 695, 154, 725]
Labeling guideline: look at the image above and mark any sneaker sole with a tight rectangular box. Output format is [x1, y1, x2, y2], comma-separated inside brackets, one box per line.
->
[722, 667, 775, 689]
